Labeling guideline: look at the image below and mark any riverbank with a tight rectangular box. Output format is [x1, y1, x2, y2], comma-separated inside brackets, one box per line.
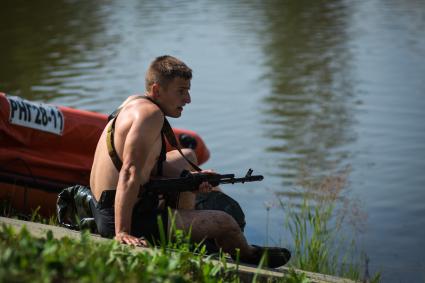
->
[0, 217, 358, 283]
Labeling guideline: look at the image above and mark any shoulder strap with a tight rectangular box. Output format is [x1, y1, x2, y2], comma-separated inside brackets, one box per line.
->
[157, 132, 166, 175]
[106, 95, 202, 173]
[106, 96, 146, 172]
[161, 117, 202, 172]
[106, 114, 123, 171]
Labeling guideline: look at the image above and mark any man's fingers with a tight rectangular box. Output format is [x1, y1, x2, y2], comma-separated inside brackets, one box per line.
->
[123, 236, 135, 245]
[127, 238, 144, 246]
[135, 237, 148, 247]
[198, 181, 213, 193]
[117, 234, 148, 247]
[139, 239, 148, 247]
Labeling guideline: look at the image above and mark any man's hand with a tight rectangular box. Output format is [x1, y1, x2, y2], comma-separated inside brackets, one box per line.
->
[115, 232, 148, 247]
[193, 169, 216, 193]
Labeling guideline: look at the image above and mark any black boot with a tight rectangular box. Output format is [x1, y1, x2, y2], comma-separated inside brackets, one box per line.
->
[238, 245, 291, 268]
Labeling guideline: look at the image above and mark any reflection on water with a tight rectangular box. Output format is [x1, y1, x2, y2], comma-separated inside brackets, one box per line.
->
[259, 1, 356, 184]
[1, 0, 425, 281]
[0, 0, 110, 102]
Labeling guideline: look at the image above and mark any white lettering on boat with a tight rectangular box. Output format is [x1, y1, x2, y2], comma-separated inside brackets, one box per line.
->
[7, 95, 64, 135]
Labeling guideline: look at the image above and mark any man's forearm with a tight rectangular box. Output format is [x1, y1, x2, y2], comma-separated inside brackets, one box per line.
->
[115, 167, 141, 235]
[114, 188, 138, 235]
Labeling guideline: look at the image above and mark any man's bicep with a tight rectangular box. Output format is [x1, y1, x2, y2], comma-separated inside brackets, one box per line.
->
[121, 113, 162, 171]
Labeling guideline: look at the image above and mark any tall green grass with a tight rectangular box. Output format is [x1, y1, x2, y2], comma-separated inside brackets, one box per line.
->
[278, 167, 381, 282]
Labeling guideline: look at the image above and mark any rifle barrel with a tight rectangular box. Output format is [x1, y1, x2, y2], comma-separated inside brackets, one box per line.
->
[215, 174, 235, 179]
[219, 175, 264, 184]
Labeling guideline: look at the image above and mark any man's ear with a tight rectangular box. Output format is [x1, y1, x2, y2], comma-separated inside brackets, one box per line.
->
[152, 83, 160, 99]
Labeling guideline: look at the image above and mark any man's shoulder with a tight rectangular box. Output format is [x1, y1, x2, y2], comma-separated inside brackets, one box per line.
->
[123, 100, 163, 128]
[121, 96, 161, 115]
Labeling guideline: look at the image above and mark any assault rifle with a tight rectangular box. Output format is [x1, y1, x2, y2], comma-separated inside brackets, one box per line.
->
[141, 169, 263, 195]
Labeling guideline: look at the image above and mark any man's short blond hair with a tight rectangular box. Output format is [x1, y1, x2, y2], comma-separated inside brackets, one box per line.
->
[145, 55, 192, 91]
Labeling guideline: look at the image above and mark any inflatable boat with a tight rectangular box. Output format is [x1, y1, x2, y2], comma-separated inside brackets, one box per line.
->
[0, 93, 210, 216]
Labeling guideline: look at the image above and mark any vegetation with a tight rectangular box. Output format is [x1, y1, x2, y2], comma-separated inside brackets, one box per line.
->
[0, 222, 316, 283]
[0, 224, 233, 283]
[277, 166, 381, 282]
[0, 199, 57, 226]
[0, 204, 309, 283]
[0, 166, 383, 282]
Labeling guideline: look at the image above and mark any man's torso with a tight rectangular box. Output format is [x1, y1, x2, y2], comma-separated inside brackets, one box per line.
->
[90, 97, 163, 201]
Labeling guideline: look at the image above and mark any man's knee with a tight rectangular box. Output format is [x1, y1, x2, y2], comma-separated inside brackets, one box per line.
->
[177, 210, 241, 237]
[210, 210, 241, 235]
[181, 148, 198, 165]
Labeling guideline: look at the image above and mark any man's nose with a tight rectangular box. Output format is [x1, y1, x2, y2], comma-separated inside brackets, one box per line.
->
[185, 93, 191, 104]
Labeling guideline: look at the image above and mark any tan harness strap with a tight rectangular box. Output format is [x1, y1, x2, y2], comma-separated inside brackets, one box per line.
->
[106, 115, 123, 171]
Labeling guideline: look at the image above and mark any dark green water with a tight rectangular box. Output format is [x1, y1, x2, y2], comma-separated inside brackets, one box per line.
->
[1, 0, 425, 281]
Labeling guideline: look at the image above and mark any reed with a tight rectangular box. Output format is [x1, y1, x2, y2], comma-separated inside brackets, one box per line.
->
[277, 166, 380, 282]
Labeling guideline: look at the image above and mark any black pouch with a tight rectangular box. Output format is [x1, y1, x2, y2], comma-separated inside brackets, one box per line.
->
[56, 185, 97, 232]
[98, 190, 116, 209]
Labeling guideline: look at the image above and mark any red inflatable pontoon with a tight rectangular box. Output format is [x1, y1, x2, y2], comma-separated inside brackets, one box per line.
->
[0, 93, 209, 216]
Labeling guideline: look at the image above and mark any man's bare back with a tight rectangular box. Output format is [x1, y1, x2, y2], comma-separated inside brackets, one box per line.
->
[90, 97, 162, 201]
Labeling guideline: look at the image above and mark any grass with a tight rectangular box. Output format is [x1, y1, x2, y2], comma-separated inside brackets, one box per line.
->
[1, 172, 381, 283]
[0, 214, 246, 283]
[0, 199, 57, 226]
[0, 224, 235, 283]
[276, 166, 381, 282]
[0, 203, 312, 283]
[0, 222, 312, 283]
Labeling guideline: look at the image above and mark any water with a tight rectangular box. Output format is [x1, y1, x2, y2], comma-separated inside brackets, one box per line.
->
[1, 0, 425, 281]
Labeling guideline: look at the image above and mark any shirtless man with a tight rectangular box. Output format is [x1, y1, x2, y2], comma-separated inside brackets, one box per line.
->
[90, 55, 290, 267]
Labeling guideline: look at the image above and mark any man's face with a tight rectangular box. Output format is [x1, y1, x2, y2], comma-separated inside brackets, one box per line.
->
[158, 77, 191, 118]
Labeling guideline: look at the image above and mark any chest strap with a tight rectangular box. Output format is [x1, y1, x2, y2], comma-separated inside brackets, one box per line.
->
[106, 95, 202, 175]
